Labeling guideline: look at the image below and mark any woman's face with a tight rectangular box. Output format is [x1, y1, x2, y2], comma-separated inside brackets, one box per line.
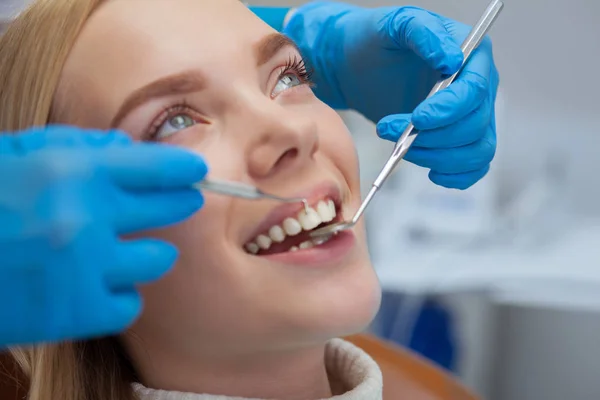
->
[58, 0, 381, 358]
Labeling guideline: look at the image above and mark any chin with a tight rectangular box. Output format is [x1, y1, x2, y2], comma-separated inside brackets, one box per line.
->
[321, 266, 382, 339]
[283, 256, 382, 345]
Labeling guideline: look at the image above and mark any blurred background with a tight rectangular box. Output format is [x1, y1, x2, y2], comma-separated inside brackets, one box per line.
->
[3, 0, 600, 399]
[253, 0, 600, 399]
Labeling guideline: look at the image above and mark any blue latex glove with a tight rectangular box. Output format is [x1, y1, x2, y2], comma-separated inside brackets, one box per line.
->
[284, 2, 499, 189]
[0, 126, 207, 347]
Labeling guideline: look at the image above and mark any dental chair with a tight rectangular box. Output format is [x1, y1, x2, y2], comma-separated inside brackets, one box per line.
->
[0, 334, 479, 400]
[346, 334, 479, 400]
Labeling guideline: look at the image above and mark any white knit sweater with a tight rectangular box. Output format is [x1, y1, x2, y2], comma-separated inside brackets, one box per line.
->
[132, 339, 383, 400]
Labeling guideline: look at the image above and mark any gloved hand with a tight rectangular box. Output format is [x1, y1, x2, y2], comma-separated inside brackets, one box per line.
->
[284, 2, 499, 189]
[0, 126, 207, 347]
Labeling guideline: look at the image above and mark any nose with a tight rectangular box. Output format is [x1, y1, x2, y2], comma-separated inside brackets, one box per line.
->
[244, 99, 319, 179]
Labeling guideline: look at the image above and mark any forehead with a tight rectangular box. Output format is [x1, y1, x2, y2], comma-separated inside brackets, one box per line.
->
[69, 0, 270, 72]
[57, 0, 273, 125]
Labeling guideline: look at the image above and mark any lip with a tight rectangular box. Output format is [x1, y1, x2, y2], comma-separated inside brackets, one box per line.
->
[243, 181, 343, 244]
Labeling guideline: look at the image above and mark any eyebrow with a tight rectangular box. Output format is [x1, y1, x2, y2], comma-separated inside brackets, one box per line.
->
[255, 32, 301, 66]
[110, 71, 206, 128]
[110, 33, 301, 128]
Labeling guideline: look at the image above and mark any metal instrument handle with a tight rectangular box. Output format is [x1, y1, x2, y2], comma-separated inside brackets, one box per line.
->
[195, 178, 262, 200]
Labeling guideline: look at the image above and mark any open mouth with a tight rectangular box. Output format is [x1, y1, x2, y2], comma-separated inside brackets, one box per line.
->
[244, 197, 342, 256]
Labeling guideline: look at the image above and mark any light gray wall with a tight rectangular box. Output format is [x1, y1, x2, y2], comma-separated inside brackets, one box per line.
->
[493, 305, 600, 400]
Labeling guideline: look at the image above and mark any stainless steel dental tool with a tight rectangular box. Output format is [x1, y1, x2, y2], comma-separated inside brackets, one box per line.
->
[309, 0, 504, 243]
[195, 178, 309, 212]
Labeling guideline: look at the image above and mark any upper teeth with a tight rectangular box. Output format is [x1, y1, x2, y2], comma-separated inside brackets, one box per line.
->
[298, 208, 321, 230]
[244, 199, 336, 254]
[268, 225, 286, 243]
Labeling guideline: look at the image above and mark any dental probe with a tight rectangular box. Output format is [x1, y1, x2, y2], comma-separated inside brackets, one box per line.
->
[195, 178, 310, 212]
[309, 0, 504, 243]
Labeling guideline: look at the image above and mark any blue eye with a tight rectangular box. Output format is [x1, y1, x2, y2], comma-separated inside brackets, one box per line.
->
[272, 73, 303, 97]
[155, 114, 196, 140]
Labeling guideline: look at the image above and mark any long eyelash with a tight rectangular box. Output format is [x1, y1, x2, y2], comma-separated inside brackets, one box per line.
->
[144, 100, 193, 142]
[281, 55, 315, 86]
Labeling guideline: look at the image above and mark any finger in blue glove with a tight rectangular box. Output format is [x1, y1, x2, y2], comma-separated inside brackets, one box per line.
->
[411, 37, 493, 138]
[105, 238, 179, 291]
[100, 143, 208, 190]
[386, 6, 464, 76]
[0, 125, 132, 155]
[377, 113, 496, 190]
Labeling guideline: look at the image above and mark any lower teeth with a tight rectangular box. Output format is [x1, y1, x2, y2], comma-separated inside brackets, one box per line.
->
[290, 237, 330, 252]
[246, 232, 332, 255]
[299, 241, 313, 250]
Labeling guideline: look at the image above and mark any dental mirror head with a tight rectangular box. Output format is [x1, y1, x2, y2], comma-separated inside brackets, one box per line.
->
[309, 221, 355, 244]
[309, 183, 378, 243]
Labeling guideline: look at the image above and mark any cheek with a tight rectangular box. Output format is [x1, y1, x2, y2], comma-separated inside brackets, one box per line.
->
[142, 137, 245, 299]
[133, 199, 248, 330]
[317, 108, 360, 189]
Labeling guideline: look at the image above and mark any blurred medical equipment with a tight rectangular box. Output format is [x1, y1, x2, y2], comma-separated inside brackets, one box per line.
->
[373, 150, 573, 358]
[310, 0, 504, 244]
[196, 178, 309, 212]
[375, 290, 457, 371]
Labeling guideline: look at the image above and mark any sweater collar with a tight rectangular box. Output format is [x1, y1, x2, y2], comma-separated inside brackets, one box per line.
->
[132, 338, 383, 400]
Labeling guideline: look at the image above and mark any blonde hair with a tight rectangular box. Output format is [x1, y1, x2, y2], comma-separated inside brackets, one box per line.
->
[0, 0, 97, 131]
[0, 0, 138, 399]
